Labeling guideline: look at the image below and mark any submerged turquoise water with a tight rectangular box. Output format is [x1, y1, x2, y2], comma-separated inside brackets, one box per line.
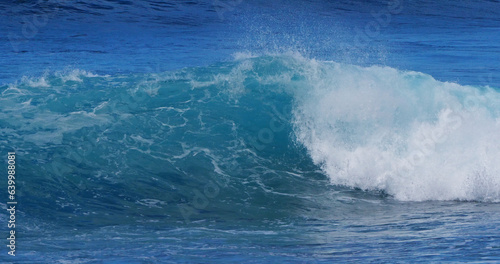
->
[1, 0, 500, 263]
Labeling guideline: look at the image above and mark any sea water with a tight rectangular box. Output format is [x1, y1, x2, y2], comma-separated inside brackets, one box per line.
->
[0, 0, 499, 263]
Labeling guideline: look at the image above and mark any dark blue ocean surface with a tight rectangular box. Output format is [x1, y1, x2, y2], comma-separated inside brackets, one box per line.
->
[1, 0, 500, 263]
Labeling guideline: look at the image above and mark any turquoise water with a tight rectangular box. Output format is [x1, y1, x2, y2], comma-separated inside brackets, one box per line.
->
[1, 0, 500, 263]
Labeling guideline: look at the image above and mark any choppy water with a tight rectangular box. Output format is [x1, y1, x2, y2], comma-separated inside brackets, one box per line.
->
[1, 0, 500, 263]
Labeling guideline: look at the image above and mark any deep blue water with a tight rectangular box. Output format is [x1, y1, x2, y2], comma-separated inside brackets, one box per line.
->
[1, 0, 500, 263]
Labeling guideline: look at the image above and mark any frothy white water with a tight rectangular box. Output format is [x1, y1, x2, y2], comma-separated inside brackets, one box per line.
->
[291, 59, 500, 202]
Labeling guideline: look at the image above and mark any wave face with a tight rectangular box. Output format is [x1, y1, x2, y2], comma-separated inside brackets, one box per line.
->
[1, 54, 500, 224]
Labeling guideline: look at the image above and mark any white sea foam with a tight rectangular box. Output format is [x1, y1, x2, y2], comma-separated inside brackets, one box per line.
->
[291, 58, 500, 202]
[57, 69, 100, 82]
[22, 75, 50, 87]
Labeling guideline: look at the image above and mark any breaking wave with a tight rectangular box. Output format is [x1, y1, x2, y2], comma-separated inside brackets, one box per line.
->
[1, 53, 499, 224]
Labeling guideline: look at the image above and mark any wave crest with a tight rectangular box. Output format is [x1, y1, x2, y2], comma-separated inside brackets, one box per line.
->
[290, 58, 500, 201]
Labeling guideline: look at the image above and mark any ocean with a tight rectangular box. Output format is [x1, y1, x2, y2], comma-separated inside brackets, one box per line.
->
[1, 0, 500, 263]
